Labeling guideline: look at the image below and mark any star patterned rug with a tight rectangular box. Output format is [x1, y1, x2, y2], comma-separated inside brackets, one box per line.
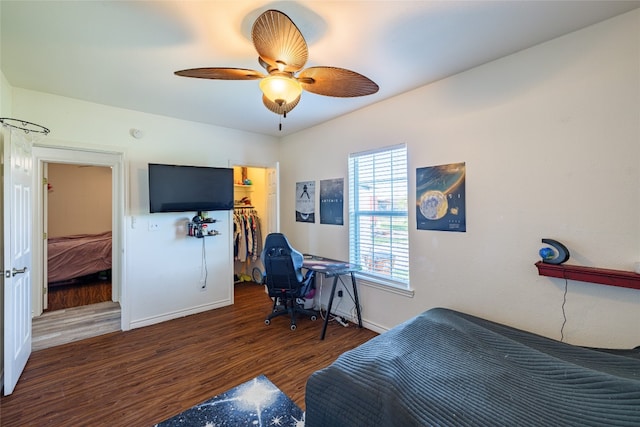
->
[154, 375, 305, 427]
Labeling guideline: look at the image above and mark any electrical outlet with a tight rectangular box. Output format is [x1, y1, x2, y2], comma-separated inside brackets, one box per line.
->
[337, 290, 343, 297]
[148, 222, 159, 231]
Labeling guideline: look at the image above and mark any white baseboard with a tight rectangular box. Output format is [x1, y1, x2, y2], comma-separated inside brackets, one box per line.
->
[129, 299, 233, 330]
[321, 305, 389, 335]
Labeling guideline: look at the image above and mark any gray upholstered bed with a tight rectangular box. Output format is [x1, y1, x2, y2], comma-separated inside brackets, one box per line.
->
[47, 231, 112, 284]
[305, 308, 640, 426]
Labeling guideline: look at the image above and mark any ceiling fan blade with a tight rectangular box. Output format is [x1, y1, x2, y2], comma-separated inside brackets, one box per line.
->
[298, 67, 379, 97]
[174, 68, 265, 80]
[252, 9, 308, 73]
[262, 94, 300, 115]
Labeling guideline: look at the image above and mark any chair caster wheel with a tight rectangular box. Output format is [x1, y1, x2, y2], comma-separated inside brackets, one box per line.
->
[265, 319, 271, 325]
[290, 324, 297, 331]
[311, 315, 317, 321]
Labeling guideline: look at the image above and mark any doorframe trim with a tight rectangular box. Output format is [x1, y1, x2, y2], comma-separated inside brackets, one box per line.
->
[32, 145, 128, 330]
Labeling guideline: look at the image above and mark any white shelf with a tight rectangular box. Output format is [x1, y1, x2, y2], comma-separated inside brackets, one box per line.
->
[234, 184, 253, 191]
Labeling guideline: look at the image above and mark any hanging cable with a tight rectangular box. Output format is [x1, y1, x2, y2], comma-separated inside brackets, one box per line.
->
[560, 278, 568, 342]
[200, 237, 208, 289]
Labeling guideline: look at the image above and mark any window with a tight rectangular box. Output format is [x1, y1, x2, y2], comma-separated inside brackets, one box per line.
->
[349, 144, 409, 287]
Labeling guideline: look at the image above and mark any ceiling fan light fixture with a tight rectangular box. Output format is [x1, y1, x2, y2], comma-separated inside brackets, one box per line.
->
[259, 75, 302, 106]
[175, 9, 379, 125]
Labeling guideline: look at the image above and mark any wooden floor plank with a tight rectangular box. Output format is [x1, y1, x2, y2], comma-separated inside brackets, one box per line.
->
[1, 282, 378, 427]
[46, 277, 112, 312]
[32, 301, 121, 351]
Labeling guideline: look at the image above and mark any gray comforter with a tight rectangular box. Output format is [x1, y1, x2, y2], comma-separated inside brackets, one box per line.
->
[305, 308, 640, 426]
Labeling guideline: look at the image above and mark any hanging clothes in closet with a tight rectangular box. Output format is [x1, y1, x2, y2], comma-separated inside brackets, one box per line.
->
[233, 208, 263, 262]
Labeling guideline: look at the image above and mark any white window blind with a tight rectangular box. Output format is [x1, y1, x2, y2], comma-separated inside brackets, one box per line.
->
[349, 144, 409, 286]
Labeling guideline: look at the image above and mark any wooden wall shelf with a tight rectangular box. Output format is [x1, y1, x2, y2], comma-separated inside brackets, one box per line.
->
[535, 261, 640, 291]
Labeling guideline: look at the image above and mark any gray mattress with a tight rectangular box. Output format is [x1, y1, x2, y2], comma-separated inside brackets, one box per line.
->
[305, 308, 640, 426]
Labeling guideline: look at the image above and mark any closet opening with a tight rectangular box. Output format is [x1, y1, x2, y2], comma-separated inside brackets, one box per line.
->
[232, 164, 279, 288]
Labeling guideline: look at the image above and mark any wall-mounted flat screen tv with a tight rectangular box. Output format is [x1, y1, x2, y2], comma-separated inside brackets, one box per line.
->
[148, 163, 234, 213]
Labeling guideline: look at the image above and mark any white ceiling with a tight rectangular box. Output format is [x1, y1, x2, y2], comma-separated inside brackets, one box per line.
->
[2, 1, 639, 137]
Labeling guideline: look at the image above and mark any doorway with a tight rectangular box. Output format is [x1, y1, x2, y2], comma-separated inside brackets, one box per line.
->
[44, 162, 113, 311]
[32, 146, 126, 335]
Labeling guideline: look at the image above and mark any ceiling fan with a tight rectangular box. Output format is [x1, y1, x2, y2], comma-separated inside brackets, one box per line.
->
[175, 9, 379, 128]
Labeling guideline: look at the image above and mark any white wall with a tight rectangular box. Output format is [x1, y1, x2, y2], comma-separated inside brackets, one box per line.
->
[0, 70, 11, 115]
[47, 164, 112, 237]
[10, 88, 279, 329]
[3, 11, 639, 349]
[279, 10, 640, 348]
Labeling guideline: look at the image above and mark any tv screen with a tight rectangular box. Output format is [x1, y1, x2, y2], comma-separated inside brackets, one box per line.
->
[148, 163, 234, 213]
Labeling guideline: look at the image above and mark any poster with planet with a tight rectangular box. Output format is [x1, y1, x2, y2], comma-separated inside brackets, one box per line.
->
[416, 162, 466, 232]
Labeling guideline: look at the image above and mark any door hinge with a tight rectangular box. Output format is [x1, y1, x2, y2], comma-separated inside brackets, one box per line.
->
[43, 177, 48, 185]
[43, 232, 47, 240]
[43, 286, 47, 294]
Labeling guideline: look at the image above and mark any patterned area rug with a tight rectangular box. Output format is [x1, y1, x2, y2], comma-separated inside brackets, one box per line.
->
[155, 375, 305, 427]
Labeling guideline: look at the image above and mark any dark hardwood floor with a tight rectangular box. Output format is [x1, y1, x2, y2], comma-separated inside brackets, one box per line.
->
[46, 274, 112, 312]
[1, 282, 378, 427]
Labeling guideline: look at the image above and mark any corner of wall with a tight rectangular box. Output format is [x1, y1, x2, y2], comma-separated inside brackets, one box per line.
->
[1, 68, 13, 116]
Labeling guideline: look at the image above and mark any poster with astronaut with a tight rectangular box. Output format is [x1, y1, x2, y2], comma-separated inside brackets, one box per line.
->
[296, 181, 315, 223]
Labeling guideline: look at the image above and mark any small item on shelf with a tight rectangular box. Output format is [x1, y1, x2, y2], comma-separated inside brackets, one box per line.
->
[539, 247, 555, 260]
[539, 238, 570, 265]
[187, 221, 221, 238]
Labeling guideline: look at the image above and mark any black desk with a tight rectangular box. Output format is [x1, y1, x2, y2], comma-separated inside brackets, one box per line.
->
[303, 255, 363, 340]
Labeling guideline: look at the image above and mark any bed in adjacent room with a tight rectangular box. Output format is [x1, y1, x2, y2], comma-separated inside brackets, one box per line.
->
[47, 231, 112, 284]
[305, 307, 640, 426]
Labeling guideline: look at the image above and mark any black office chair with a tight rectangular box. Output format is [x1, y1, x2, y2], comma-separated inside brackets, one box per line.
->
[261, 233, 317, 330]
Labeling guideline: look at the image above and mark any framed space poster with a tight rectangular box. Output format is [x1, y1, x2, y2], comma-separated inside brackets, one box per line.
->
[320, 178, 344, 225]
[296, 181, 315, 223]
[416, 162, 466, 232]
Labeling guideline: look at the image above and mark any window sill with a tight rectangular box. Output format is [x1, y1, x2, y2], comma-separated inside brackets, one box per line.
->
[355, 273, 415, 298]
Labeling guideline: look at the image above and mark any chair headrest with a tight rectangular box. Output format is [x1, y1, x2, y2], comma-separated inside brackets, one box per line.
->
[264, 233, 293, 252]
[266, 247, 289, 257]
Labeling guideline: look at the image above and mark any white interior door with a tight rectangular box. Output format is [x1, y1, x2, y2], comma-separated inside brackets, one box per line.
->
[3, 128, 33, 396]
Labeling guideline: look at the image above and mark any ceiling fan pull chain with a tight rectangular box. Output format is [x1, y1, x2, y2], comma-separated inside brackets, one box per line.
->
[279, 115, 282, 131]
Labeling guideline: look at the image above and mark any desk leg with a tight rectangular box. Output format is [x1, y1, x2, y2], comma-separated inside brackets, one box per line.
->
[320, 275, 340, 340]
[351, 272, 363, 328]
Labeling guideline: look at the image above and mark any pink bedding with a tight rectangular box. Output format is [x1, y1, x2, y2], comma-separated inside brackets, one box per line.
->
[47, 231, 112, 283]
